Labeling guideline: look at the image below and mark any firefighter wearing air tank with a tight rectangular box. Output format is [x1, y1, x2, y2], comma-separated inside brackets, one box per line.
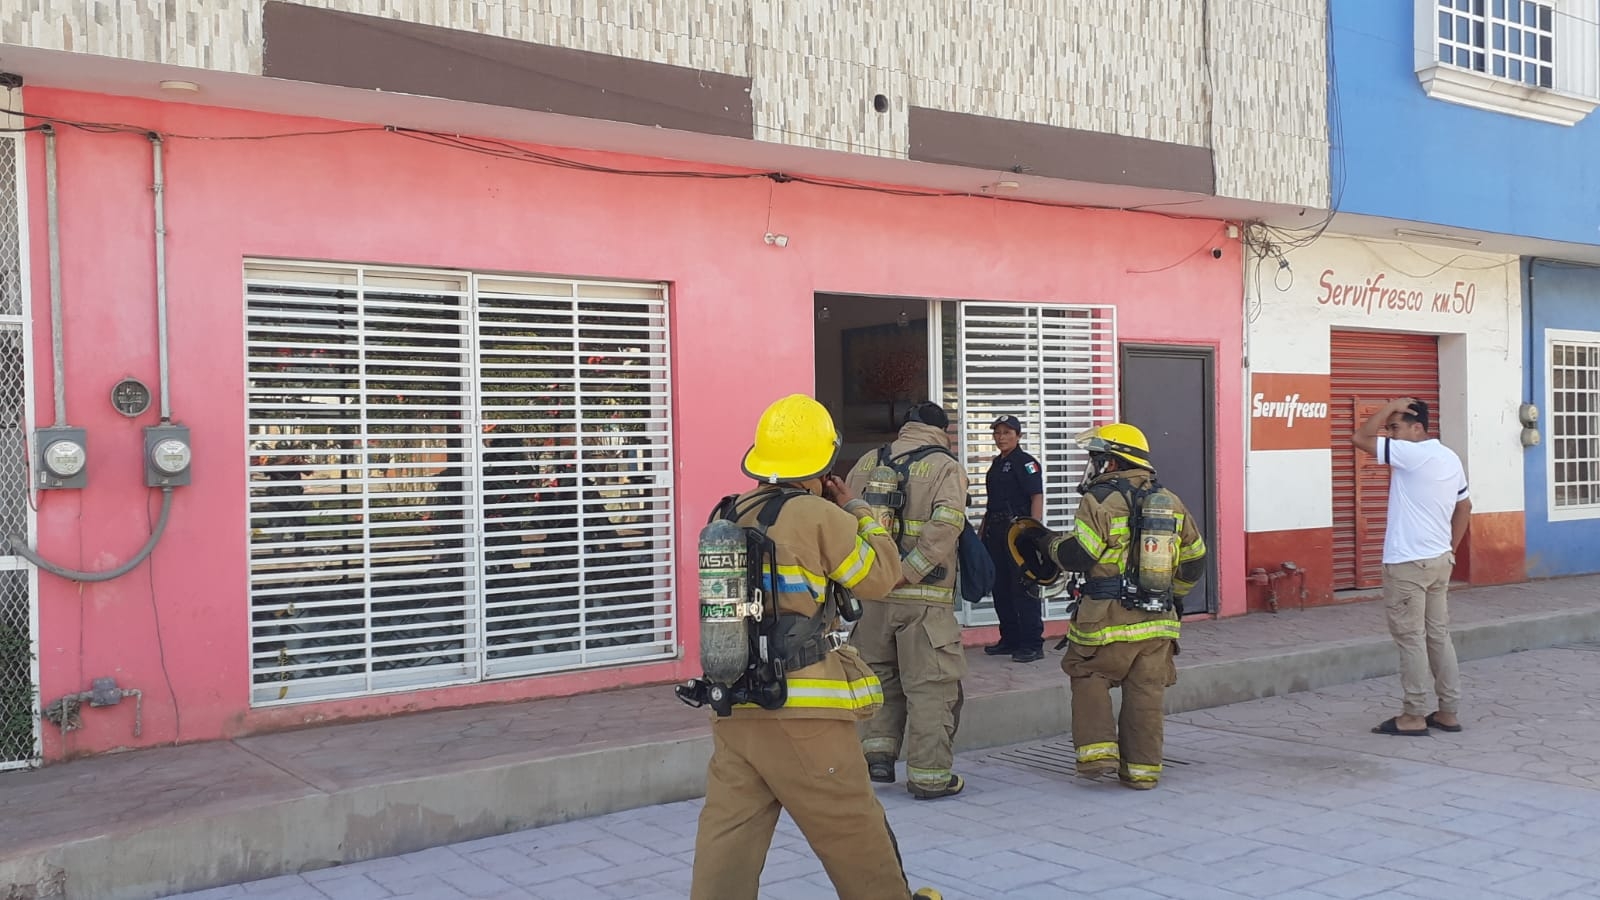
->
[685, 394, 943, 900]
[845, 402, 970, 800]
[1007, 423, 1206, 790]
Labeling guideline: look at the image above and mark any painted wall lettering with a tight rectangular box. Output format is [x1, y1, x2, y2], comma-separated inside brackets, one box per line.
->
[1317, 269, 1478, 317]
[1250, 373, 1333, 451]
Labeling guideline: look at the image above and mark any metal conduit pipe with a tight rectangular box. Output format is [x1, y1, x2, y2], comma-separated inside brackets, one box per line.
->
[6, 135, 181, 581]
[44, 124, 64, 425]
[6, 488, 174, 582]
[151, 132, 171, 421]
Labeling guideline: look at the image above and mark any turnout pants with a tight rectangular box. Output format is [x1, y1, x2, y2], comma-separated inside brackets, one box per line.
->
[851, 601, 968, 788]
[691, 716, 914, 900]
[1062, 637, 1176, 787]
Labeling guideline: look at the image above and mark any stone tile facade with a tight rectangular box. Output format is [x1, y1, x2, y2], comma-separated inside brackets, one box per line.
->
[3, 0, 1329, 206]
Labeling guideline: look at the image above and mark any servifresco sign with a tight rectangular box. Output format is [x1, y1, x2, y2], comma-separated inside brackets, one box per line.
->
[1251, 373, 1332, 451]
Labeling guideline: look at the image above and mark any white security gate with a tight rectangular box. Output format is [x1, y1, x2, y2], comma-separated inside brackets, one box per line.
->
[0, 120, 38, 768]
[245, 263, 674, 705]
[954, 303, 1117, 623]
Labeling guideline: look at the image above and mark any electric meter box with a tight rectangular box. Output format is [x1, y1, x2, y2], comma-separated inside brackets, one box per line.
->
[144, 424, 193, 487]
[35, 426, 88, 489]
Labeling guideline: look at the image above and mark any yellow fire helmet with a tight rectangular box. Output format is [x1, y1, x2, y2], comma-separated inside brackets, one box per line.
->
[1006, 516, 1062, 586]
[741, 394, 843, 483]
[1075, 422, 1153, 471]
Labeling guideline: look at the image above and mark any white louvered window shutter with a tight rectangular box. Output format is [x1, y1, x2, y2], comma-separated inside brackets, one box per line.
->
[473, 277, 676, 678]
[957, 303, 1117, 621]
[246, 263, 674, 706]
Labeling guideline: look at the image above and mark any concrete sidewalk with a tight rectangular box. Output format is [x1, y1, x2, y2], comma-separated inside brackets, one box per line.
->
[173, 643, 1600, 900]
[4, 577, 1598, 900]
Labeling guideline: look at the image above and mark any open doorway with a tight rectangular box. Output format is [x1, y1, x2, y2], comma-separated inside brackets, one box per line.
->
[814, 293, 1120, 627]
[813, 294, 938, 476]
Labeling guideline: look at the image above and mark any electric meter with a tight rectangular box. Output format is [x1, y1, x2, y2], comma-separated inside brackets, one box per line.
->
[34, 426, 88, 489]
[151, 438, 191, 474]
[144, 424, 193, 487]
[44, 438, 86, 477]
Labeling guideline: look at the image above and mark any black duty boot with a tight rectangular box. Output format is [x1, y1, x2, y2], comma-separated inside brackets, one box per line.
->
[983, 642, 1015, 656]
[1011, 647, 1045, 663]
[866, 754, 896, 783]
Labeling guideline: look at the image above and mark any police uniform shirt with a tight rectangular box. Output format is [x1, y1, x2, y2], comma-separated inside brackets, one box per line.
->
[985, 448, 1044, 520]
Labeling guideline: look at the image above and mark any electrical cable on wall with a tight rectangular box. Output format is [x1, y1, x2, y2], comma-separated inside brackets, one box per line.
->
[8, 110, 1226, 224]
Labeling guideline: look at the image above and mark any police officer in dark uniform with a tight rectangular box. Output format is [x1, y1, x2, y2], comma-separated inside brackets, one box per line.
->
[978, 415, 1045, 662]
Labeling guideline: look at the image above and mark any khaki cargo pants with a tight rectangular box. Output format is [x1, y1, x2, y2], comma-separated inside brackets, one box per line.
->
[690, 716, 914, 900]
[850, 601, 968, 788]
[1383, 551, 1461, 718]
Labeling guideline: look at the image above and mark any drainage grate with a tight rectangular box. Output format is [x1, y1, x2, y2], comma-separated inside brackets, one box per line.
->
[983, 739, 1195, 778]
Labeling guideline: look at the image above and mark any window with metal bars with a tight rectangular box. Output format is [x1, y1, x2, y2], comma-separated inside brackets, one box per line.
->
[1437, 0, 1556, 88]
[245, 263, 675, 705]
[950, 302, 1118, 622]
[1548, 331, 1600, 519]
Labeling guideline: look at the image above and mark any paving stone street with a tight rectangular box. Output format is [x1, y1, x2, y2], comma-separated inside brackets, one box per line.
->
[172, 644, 1600, 900]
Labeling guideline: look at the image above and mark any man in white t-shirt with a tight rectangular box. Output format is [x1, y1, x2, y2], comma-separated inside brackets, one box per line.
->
[1352, 397, 1471, 737]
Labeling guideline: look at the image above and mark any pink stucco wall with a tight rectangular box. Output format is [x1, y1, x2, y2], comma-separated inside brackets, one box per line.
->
[21, 88, 1245, 760]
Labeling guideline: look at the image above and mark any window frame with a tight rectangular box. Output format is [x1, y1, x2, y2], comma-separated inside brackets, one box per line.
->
[1414, 0, 1600, 125]
[243, 260, 677, 706]
[1545, 327, 1600, 522]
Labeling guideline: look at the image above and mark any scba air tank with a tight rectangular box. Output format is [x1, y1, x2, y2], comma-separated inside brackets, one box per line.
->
[697, 517, 751, 686]
[863, 462, 905, 537]
[1136, 489, 1181, 597]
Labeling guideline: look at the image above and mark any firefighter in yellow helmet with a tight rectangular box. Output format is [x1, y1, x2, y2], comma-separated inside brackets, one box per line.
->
[1006, 423, 1206, 790]
[688, 394, 944, 900]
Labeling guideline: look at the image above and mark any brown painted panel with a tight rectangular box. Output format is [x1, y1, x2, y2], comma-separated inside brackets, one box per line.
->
[1245, 528, 1334, 612]
[907, 107, 1215, 195]
[1250, 373, 1332, 451]
[261, 1, 754, 139]
[1464, 510, 1526, 585]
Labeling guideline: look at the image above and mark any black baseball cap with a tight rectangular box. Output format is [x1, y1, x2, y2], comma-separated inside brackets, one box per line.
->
[992, 415, 1023, 434]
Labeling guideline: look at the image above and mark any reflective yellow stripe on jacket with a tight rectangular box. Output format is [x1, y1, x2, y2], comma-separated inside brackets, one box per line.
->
[1067, 617, 1181, 646]
[828, 519, 883, 589]
[734, 674, 884, 712]
[886, 583, 956, 603]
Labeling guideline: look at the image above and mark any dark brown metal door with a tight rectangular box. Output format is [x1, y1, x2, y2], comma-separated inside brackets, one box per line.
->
[1330, 331, 1440, 590]
[1121, 345, 1217, 613]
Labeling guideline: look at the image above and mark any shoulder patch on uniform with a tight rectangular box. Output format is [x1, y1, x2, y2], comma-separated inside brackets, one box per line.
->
[1024, 461, 1038, 475]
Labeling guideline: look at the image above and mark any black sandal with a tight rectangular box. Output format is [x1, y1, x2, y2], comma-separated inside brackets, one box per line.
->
[1371, 716, 1430, 736]
[1425, 713, 1463, 733]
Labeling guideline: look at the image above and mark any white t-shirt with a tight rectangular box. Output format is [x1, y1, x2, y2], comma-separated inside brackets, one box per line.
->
[1376, 436, 1469, 564]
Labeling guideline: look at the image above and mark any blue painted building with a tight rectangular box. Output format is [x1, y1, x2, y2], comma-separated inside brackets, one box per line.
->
[1243, 0, 1600, 606]
[1329, 0, 1600, 580]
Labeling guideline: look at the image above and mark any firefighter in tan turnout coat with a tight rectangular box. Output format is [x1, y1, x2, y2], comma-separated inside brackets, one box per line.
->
[846, 402, 970, 800]
[1009, 424, 1206, 790]
[688, 394, 942, 900]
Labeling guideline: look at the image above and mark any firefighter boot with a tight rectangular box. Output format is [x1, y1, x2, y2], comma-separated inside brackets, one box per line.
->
[908, 773, 965, 800]
[1076, 760, 1118, 781]
[866, 753, 896, 784]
